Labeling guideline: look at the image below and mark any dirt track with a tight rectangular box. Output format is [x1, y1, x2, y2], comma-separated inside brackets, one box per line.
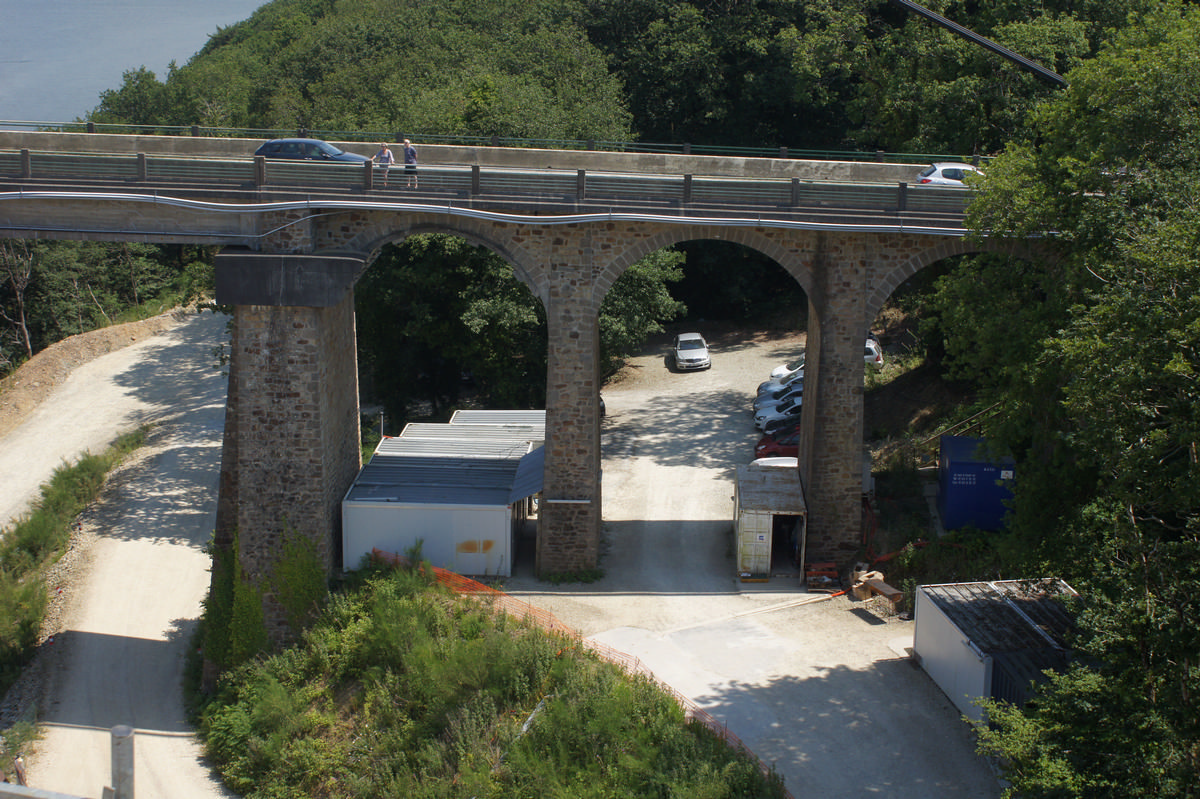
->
[0, 315, 1000, 798]
[0, 309, 234, 799]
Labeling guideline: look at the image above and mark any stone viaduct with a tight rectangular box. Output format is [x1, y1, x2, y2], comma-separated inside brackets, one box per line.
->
[0, 131, 1021, 641]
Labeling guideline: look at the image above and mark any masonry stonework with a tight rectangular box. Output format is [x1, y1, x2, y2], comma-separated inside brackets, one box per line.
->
[226, 293, 361, 646]
[215, 208, 977, 638]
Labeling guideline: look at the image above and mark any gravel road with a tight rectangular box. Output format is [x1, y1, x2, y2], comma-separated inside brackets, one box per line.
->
[1, 314, 1001, 798]
[0, 309, 234, 799]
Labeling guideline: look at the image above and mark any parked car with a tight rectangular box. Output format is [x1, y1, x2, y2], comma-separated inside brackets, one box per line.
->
[763, 410, 801, 436]
[916, 162, 983, 186]
[769, 356, 805, 381]
[755, 427, 800, 459]
[253, 138, 371, 163]
[755, 395, 803, 429]
[865, 338, 884, 369]
[763, 416, 802, 438]
[757, 366, 805, 396]
[762, 339, 881, 384]
[672, 332, 711, 370]
[752, 381, 803, 412]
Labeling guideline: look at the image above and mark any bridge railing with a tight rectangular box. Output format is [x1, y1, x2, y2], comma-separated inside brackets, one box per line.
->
[0, 118, 990, 168]
[0, 147, 973, 225]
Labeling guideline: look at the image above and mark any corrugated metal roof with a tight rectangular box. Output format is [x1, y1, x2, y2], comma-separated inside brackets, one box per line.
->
[346, 450, 544, 506]
[920, 579, 1077, 654]
[511, 447, 545, 502]
[449, 409, 547, 427]
[398, 422, 544, 446]
[735, 463, 807, 514]
[377, 435, 533, 459]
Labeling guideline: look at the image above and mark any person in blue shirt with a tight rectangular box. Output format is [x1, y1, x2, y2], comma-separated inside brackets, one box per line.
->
[402, 139, 418, 188]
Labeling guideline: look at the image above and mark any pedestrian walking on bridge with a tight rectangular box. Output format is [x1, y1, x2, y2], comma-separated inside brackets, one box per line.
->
[402, 138, 418, 188]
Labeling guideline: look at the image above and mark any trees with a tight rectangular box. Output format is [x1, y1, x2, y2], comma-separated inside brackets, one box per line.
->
[91, 0, 632, 141]
[355, 236, 684, 425]
[951, 4, 1200, 793]
[0, 240, 211, 377]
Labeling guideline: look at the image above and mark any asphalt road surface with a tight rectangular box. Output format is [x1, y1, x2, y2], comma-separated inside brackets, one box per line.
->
[1, 316, 1001, 798]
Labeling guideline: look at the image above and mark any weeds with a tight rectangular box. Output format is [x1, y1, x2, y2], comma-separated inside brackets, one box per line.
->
[199, 567, 787, 798]
[0, 427, 149, 745]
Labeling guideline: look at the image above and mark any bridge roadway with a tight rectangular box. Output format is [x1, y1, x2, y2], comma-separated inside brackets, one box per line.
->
[0, 131, 987, 642]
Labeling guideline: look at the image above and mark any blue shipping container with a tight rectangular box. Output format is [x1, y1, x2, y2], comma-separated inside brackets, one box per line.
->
[937, 436, 1015, 531]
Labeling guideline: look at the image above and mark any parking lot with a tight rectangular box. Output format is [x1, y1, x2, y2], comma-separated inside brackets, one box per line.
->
[503, 325, 1002, 797]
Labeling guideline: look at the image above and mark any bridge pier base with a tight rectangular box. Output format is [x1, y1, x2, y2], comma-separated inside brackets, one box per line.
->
[214, 295, 361, 646]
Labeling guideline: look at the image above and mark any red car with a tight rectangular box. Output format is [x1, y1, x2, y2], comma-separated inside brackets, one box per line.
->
[755, 426, 799, 459]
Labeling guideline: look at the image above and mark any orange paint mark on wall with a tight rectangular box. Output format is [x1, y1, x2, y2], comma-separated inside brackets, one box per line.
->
[456, 540, 495, 554]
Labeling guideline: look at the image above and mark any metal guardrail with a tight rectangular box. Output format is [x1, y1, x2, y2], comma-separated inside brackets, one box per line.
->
[0, 119, 991, 167]
[0, 149, 972, 229]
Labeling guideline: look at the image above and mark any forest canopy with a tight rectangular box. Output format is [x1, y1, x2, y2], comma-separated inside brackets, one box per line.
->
[87, 0, 1161, 154]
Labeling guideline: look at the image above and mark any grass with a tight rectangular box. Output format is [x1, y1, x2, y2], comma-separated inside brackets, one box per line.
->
[197, 561, 788, 799]
[0, 427, 149, 750]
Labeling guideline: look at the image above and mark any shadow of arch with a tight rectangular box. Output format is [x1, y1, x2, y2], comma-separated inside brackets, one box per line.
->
[865, 237, 1052, 328]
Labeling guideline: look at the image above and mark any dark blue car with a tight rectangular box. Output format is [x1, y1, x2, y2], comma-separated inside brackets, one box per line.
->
[253, 138, 370, 163]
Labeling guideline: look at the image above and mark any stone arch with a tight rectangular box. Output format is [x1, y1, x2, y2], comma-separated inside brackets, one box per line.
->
[864, 236, 1045, 329]
[589, 223, 822, 314]
[326, 212, 553, 309]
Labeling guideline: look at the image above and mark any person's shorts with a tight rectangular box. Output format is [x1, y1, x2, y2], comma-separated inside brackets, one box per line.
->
[405, 163, 417, 174]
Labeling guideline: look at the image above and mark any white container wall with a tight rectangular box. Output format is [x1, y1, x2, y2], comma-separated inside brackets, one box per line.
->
[343, 500, 515, 577]
[914, 589, 990, 723]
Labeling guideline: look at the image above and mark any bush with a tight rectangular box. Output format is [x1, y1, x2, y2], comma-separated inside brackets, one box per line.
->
[200, 568, 788, 798]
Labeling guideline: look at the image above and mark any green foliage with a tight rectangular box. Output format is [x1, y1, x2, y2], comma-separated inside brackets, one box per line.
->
[200, 568, 786, 798]
[598, 249, 686, 373]
[268, 524, 328, 632]
[931, 4, 1200, 792]
[91, 0, 632, 141]
[202, 546, 237, 672]
[0, 428, 146, 697]
[0, 239, 215, 378]
[227, 571, 269, 666]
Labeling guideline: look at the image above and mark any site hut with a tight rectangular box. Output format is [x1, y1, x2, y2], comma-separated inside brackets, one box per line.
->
[937, 435, 1016, 531]
[395, 421, 545, 533]
[913, 579, 1078, 723]
[734, 458, 808, 582]
[341, 425, 544, 577]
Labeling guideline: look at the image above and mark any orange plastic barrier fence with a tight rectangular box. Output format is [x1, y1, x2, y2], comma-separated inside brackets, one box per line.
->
[371, 550, 793, 798]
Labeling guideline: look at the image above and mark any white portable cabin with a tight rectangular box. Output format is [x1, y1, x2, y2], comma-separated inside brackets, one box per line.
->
[341, 423, 544, 577]
[914, 579, 1077, 722]
[734, 458, 807, 581]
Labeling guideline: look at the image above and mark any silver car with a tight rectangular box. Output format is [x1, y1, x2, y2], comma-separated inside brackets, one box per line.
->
[916, 162, 983, 185]
[673, 332, 711, 370]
